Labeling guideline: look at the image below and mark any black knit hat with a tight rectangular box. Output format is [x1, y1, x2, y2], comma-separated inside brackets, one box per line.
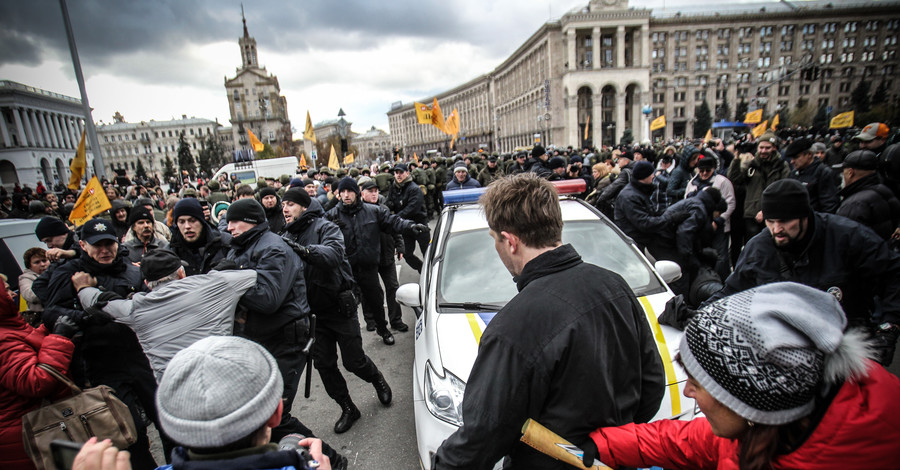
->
[761, 179, 810, 220]
[172, 198, 205, 222]
[336, 177, 360, 195]
[282, 188, 312, 207]
[127, 207, 154, 227]
[549, 157, 566, 169]
[531, 145, 546, 159]
[258, 187, 278, 199]
[140, 249, 185, 282]
[35, 216, 69, 240]
[226, 198, 266, 224]
[696, 154, 717, 170]
[784, 137, 813, 160]
[632, 160, 655, 180]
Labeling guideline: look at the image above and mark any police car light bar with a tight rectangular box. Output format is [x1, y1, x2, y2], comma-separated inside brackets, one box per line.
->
[442, 178, 587, 205]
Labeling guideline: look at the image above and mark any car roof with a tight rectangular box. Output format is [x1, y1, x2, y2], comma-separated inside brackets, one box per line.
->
[447, 198, 599, 233]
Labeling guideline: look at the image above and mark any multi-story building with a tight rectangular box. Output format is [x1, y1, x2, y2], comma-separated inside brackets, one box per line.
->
[0, 80, 94, 190]
[352, 126, 391, 161]
[389, 0, 900, 153]
[96, 113, 222, 179]
[225, 13, 292, 153]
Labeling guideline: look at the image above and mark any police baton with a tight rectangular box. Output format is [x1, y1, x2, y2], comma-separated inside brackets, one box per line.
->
[302, 314, 316, 398]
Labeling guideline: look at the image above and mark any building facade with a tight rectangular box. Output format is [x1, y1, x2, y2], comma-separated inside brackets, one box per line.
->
[352, 126, 391, 160]
[388, 0, 900, 153]
[0, 80, 94, 190]
[224, 14, 292, 154]
[96, 113, 223, 179]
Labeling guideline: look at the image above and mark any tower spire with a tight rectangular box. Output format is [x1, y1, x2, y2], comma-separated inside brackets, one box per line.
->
[241, 3, 249, 38]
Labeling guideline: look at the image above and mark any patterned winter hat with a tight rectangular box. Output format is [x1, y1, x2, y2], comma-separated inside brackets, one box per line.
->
[680, 282, 851, 425]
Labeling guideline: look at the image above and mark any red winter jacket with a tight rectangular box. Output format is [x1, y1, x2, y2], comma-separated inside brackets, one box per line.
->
[590, 361, 900, 469]
[0, 284, 74, 470]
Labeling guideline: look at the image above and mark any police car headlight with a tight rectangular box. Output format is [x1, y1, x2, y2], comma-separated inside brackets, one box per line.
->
[424, 360, 465, 427]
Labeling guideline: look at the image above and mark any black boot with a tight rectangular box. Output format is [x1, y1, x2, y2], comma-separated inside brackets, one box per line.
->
[377, 328, 395, 345]
[373, 372, 392, 406]
[334, 399, 361, 434]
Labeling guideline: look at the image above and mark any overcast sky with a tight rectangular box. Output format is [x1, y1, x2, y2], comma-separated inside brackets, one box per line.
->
[1, 0, 784, 138]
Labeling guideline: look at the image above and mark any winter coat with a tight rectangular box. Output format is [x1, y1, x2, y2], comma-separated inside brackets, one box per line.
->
[122, 219, 171, 243]
[282, 199, 355, 317]
[528, 157, 553, 178]
[77, 270, 257, 382]
[18, 269, 43, 313]
[167, 221, 232, 276]
[666, 152, 696, 203]
[598, 161, 634, 207]
[476, 165, 504, 187]
[667, 189, 719, 262]
[0, 284, 74, 470]
[706, 213, 900, 326]
[790, 158, 840, 213]
[264, 200, 285, 234]
[727, 153, 790, 219]
[445, 174, 482, 190]
[432, 245, 665, 470]
[386, 178, 427, 224]
[122, 231, 169, 264]
[327, 199, 413, 268]
[614, 179, 675, 250]
[226, 222, 310, 341]
[837, 173, 900, 241]
[686, 174, 736, 232]
[587, 361, 900, 469]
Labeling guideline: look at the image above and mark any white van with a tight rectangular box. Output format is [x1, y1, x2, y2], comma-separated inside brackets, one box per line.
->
[212, 156, 301, 188]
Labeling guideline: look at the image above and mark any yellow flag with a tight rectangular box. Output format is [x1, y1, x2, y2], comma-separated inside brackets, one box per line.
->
[413, 152, 419, 164]
[744, 109, 763, 124]
[704, 128, 712, 143]
[446, 108, 460, 135]
[343, 153, 354, 165]
[68, 129, 87, 190]
[247, 129, 264, 152]
[770, 114, 780, 131]
[328, 145, 340, 170]
[751, 120, 769, 138]
[299, 154, 308, 168]
[68, 176, 111, 227]
[830, 111, 854, 129]
[584, 115, 591, 141]
[650, 115, 666, 131]
[304, 111, 317, 143]
[432, 98, 447, 134]
[415, 102, 433, 125]
[450, 135, 456, 149]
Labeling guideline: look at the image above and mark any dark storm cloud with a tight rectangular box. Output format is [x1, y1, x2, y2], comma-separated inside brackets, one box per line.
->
[0, 0, 465, 68]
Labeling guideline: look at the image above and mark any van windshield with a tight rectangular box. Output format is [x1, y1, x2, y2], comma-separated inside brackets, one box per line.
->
[232, 170, 256, 184]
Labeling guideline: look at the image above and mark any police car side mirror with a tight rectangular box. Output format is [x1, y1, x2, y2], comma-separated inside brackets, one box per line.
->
[655, 260, 682, 284]
[396, 283, 421, 308]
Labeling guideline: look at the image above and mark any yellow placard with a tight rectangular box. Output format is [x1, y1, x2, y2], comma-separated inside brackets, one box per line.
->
[68, 176, 112, 227]
[415, 102, 433, 125]
[830, 111, 854, 129]
[744, 109, 763, 124]
[650, 115, 666, 131]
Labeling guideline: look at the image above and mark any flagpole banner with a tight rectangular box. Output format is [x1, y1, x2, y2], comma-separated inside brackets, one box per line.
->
[432, 98, 447, 134]
[650, 115, 666, 131]
[247, 129, 265, 152]
[328, 145, 340, 170]
[584, 115, 591, 141]
[744, 109, 763, 124]
[829, 111, 854, 129]
[751, 120, 769, 138]
[68, 176, 111, 226]
[770, 114, 780, 131]
[343, 153, 355, 165]
[304, 111, 318, 143]
[68, 129, 87, 190]
[704, 128, 712, 143]
[415, 102, 434, 125]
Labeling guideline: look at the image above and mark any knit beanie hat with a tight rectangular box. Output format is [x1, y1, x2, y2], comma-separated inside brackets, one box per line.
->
[35, 216, 69, 240]
[172, 198, 205, 222]
[761, 179, 810, 220]
[453, 162, 468, 173]
[680, 282, 862, 426]
[127, 207, 154, 227]
[531, 145, 546, 159]
[156, 336, 283, 448]
[288, 178, 304, 189]
[282, 188, 312, 207]
[632, 160, 655, 180]
[226, 198, 266, 224]
[207, 179, 220, 191]
[258, 187, 278, 200]
[549, 156, 566, 170]
[279, 174, 291, 185]
[336, 177, 360, 195]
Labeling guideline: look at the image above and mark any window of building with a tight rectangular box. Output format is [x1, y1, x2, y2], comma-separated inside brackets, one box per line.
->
[189, 129, 193, 135]
[653, 62, 666, 72]
[717, 45, 729, 55]
[652, 48, 664, 58]
[865, 20, 879, 31]
[800, 84, 811, 94]
[696, 60, 708, 71]
[801, 39, 815, 51]
[739, 27, 753, 38]
[652, 32, 667, 42]
[131, 134, 136, 140]
[233, 90, 240, 101]
[886, 35, 898, 46]
[655, 78, 667, 88]
[696, 75, 709, 86]
[818, 97, 829, 107]
[717, 59, 730, 69]
[778, 85, 790, 96]
[696, 45, 708, 56]
[839, 82, 851, 92]
[821, 39, 834, 49]
[168, 130, 173, 137]
[824, 23, 837, 34]
[843, 37, 857, 48]
[674, 107, 685, 118]
[676, 31, 688, 41]
[717, 28, 731, 39]
[889, 19, 900, 30]
[781, 25, 794, 36]
[803, 24, 816, 35]
[821, 53, 834, 64]
[885, 50, 898, 61]
[738, 88, 749, 98]
[760, 26, 773, 36]
[157, 146, 162, 153]
[676, 77, 688, 87]
[781, 41, 793, 51]
[696, 30, 709, 40]
[841, 67, 854, 77]
[760, 42, 772, 54]
[841, 52, 854, 63]
[822, 68, 833, 78]
[739, 43, 752, 55]
[718, 74, 729, 84]
[864, 36, 878, 47]
[583, 37, 592, 47]
[884, 65, 896, 75]
[844, 22, 858, 33]
[715, 88, 727, 100]
[820, 83, 831, 93]
[676, 61, 688, 71]
[653, 92, 665, 103]
[695, 91, 706, 101]
[758, 71, 769, 82]
[739, 73, 751, 83]
[104, 136, 109, 142]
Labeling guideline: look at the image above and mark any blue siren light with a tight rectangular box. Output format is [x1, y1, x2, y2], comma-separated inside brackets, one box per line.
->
[442, 179, 586, 205]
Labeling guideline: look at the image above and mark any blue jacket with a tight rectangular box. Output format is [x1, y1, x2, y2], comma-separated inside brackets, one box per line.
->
[445, 174, 482, 190]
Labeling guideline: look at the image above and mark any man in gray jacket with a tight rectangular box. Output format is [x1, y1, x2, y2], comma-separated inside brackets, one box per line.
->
[72, 249, 256, 382]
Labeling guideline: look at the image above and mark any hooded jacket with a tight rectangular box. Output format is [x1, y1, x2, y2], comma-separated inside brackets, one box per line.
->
[667, 148, 699, 202]
[123, 228, 170, 264]
[686, 173, 736, 232]
[587, 361, 900, 469]
[168, 220, 232, 276]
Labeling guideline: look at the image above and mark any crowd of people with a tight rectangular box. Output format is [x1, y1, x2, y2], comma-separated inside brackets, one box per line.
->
[1, 120, 900, 470]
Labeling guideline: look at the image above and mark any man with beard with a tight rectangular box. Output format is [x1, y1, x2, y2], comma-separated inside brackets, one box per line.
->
[123, 207, 170, 264]
[386, 163, 430, 273]
[124, 197, 171, 243]
[328, 177, 428, 345]
[727, 132, 789, 242]
[280, 188, 392, 434]
[704, 179, 900, 366]
[259, 187, 285, 233]
[168, 198, 231, 275]
[109, 200, 130, 241]
[39, 218, 160, 469]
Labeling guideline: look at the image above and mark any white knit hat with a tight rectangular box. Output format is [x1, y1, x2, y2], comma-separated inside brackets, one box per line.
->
[156, 336, 283, 448]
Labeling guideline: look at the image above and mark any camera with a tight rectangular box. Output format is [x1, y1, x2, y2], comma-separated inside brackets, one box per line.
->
[278, 433, 320, 469]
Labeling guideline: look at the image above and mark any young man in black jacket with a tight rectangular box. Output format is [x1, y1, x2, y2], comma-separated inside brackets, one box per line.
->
[386, 163, 430, 272]
[433, 173, 665, 470]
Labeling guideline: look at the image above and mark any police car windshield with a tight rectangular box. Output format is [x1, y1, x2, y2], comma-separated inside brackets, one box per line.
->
[437, 220, 664, 307]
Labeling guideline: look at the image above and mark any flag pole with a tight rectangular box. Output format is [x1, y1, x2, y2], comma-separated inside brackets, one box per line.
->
[59, 0, 105, 181]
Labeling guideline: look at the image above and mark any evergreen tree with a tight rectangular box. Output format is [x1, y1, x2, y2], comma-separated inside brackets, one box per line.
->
[177, 132, 196, 178]
[620, 128, 634, 146]
[163, 155, 176, 180]
[851, 80, 871, 113]
[695, 100, 713, 138]
[735, 99, 749, 122]
[812, 104, 829, 131]
[872, 81, 888, 106]
[716, 95, 730, 121]
[198, 134, 227, 174]
[135, 158, 147, 179]
[257, 143, 276, 160]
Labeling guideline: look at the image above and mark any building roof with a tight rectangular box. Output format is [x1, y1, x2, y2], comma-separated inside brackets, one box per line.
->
[0, 80, 82, 105]
[649, 0, 893, 18]
[355, 126, 389, 140]
[97, 116, 221, 131]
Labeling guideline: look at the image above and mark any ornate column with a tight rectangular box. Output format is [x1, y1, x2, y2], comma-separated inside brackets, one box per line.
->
[12, 108, 27, 146]
[567, 95, 579, 146]
[615, 93, 627, 144]
[592, 27, 601, 70]
[55, 114, 71, 148]
[0, 107, 11, 147]
[567, 29, 577, 70]
[641, 24, 650, 67]
[51, 113, 65, 148]
[22, 109, 38, 147]
[616, 25, 626, 68]
[592, 95, 603, 148]
[41, 112, 58, 148]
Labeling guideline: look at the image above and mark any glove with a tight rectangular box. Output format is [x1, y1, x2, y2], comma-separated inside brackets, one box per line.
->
[82, 305, 115, 326]
[872, 323, 900, 367]
[579, 437, 600, 468]
[52, 315, 81, 339]
[211, 258, 239, 271]
[409, 224, 429, 236]
[282, 237, 310, 260]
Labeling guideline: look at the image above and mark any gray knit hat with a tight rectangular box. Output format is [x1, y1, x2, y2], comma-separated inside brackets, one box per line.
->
[156, 336, 283, 448]
[680, 282, 863, 426]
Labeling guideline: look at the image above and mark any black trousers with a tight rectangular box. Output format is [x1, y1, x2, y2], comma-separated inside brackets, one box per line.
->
[253, 318, 309, 442]
[353, 264, 388, 332]
[313, 314, 381, 403]
[403, 227, 430, 272]
[378, 261, 403, 326]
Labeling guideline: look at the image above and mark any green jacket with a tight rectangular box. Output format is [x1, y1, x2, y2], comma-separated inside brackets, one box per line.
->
[727, 152, 789, 217]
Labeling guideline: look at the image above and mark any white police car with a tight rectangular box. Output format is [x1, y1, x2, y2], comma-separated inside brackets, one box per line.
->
[396, 180, 697, 469]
